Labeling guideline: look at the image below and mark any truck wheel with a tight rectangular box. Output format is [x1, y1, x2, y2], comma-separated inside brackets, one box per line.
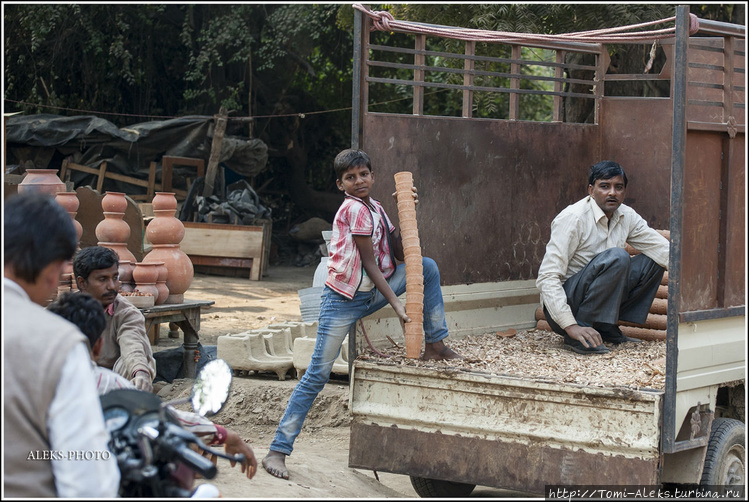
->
[700, 418, 745, 491]
[410, 476, 475, 498]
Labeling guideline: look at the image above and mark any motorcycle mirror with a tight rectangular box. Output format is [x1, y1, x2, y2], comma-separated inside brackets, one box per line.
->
[191, 359, 233, 417]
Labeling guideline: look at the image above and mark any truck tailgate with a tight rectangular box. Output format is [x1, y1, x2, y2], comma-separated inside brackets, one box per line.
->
[349, 361, 663, 493]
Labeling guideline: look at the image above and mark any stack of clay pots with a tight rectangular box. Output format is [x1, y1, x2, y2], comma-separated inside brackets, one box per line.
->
[535, 229, 670, 341]
[96, 192, 137, 264]
[143, 192, 193, 304]
[394, 171, 424, 359]
[55, 191, 83, 295]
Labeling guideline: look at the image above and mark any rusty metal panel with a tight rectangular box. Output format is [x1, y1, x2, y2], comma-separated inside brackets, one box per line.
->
[724, 134, 745, 307]
[680, 131, 723, 311]
[599, 98, 674, 229]
[731, 39, 745, 125]
[362, 114, 599, 285]
[687, 38, 726, 124]
[349, 362, 662, 493]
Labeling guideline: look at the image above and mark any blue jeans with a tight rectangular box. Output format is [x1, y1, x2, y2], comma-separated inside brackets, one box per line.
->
[269, 257, 449, 455]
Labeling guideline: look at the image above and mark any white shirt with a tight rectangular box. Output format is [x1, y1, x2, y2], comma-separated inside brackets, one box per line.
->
[536, 196, 669, 330]
[48, 341, 121, 497]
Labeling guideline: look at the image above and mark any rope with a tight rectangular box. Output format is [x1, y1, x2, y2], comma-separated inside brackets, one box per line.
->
[352, 4, 700, 44]
[358, 320, 391, 358]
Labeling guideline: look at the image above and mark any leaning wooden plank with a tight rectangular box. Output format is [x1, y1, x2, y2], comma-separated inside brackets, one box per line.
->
[180, 222, 265, 259]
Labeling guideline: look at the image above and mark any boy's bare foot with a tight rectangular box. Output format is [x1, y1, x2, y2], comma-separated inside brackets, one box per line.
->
[262, 450, 289, 479]
[422, 340, 462, 361]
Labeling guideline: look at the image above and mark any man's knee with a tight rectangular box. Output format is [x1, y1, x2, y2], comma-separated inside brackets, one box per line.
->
[597, 247, 631, 272]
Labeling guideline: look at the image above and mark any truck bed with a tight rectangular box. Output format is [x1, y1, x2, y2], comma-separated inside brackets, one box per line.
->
[349, 329, 666, 493]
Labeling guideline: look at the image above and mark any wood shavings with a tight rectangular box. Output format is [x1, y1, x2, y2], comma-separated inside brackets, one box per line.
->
[360, 328, 667, 390]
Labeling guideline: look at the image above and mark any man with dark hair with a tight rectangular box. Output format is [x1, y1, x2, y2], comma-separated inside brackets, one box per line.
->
[73, 245, 156, 391]
[536, 161, 670, 355]
[3, 192, 119, 497]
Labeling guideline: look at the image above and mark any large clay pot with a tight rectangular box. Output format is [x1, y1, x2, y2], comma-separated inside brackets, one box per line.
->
[18, 169, 66, 196]
[153, 262, 170, 305]
[144, 244, 193, 303]
[96, 212, 131, 243]
[101, 191, 128, 213]
[152, 192, 178, 212]
[147, 209, 185, 245]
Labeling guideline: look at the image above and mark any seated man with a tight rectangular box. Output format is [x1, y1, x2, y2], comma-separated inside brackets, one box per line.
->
[73, 245, 156, 391]
[536, 160, 669, 355]
[47, 291, 258, 480]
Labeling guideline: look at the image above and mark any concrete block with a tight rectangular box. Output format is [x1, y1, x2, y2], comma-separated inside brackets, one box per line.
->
[217, 331, 294, 381]
[293, 335, 349, 379]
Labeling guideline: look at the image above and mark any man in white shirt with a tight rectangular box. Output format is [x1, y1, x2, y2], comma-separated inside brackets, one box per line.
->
[536, 161, 669, 355]
[3, 192, 120, 497]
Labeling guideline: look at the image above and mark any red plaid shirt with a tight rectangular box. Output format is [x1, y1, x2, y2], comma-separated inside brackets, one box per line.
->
[326, 195, 396, 299]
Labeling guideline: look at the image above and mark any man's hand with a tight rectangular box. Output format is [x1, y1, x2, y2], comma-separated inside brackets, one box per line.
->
[565, 324, 603, 348]
[132, 371, 153, 392]
[223, 430, 258, 479]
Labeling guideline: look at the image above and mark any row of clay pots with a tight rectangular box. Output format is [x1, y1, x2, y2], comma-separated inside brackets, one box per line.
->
[16, 168, 193, 305]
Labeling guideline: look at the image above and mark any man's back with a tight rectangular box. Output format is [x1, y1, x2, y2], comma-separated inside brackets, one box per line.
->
[3, 283, 87, 496]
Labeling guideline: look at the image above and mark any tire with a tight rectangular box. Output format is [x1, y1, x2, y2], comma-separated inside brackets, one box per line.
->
[700, 418, 745, 492]
[410, 476, 475, 498]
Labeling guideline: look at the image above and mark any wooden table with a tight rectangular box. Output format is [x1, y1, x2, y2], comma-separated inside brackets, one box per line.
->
[140, 299, 214, 378]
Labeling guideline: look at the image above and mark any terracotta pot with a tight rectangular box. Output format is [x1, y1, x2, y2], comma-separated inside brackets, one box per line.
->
[147, 209, 185, 245]
[55, 192, 83, 242]
[132, 283, 159, 301]
[99, 242, 137, 264]
[132, 262, 160, 285]
[152, 192, 178, 212]
[143, 244, 193, 303]
[18, 169, 66, 196]
[96, 212, 131, 243]
[118, 260, 135, 285]
[153, 262, 169, 305]
[101, 191, 128, 213]
[119, 282, 134, 294]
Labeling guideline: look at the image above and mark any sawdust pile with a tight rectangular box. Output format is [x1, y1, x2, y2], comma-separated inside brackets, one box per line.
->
[360, 329, 667, 390]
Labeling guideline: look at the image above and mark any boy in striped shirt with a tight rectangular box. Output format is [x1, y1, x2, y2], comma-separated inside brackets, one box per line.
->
[263, 148, 460, 480]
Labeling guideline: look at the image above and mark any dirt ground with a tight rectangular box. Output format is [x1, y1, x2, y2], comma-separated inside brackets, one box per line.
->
[150, 265, 423, 498]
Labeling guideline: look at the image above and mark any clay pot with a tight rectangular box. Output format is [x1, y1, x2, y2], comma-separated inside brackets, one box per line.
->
[143, 244, 193, 303]
[118, 260, 135, 292]
[96, 212, 131, 243]
[146, 209, 185, 245]
[18, 169, 66, 196]
[152, 192, 178, 212]
[132, 262, 160, 285]
[153, 262, 170, 305]
[55, 192, 83, 242]
[132, 283, 159, 301]
[99, 242, 137, 264]
[101, 191, 128, 213]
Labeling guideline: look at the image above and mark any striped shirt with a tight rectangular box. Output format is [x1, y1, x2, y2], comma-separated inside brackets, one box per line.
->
[326, 195, 396, 299]
[536, 195, 669, 330]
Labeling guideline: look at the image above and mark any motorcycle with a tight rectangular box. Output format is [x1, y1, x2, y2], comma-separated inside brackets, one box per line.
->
[100, 359, 243, 497]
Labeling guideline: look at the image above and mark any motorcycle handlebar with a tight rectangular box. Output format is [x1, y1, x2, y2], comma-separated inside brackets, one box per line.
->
[173, 443, 218, 480]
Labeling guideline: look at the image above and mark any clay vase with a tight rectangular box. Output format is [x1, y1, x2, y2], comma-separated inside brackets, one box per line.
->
[118, 260, 135, 293]
[132, 262, 160, 300]
[101, 191, 128, 213]
[153, 262, 170, 305]
[147, 209, 185, 245]
[18, 169, 66, 196]
[144, 245, 193, 303]
[152, 192, 178, 212]
[96, 212, 131, 243]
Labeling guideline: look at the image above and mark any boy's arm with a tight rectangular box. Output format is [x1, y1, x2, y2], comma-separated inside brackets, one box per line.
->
[353, 234, 409, 323]
[391, 229, 404, 261]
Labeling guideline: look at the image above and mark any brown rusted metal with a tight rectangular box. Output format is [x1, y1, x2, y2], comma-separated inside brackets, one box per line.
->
[349, 422, 660, 494]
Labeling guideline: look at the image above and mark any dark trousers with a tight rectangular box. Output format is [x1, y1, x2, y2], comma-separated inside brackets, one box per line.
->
[543, 247, 665, 336]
